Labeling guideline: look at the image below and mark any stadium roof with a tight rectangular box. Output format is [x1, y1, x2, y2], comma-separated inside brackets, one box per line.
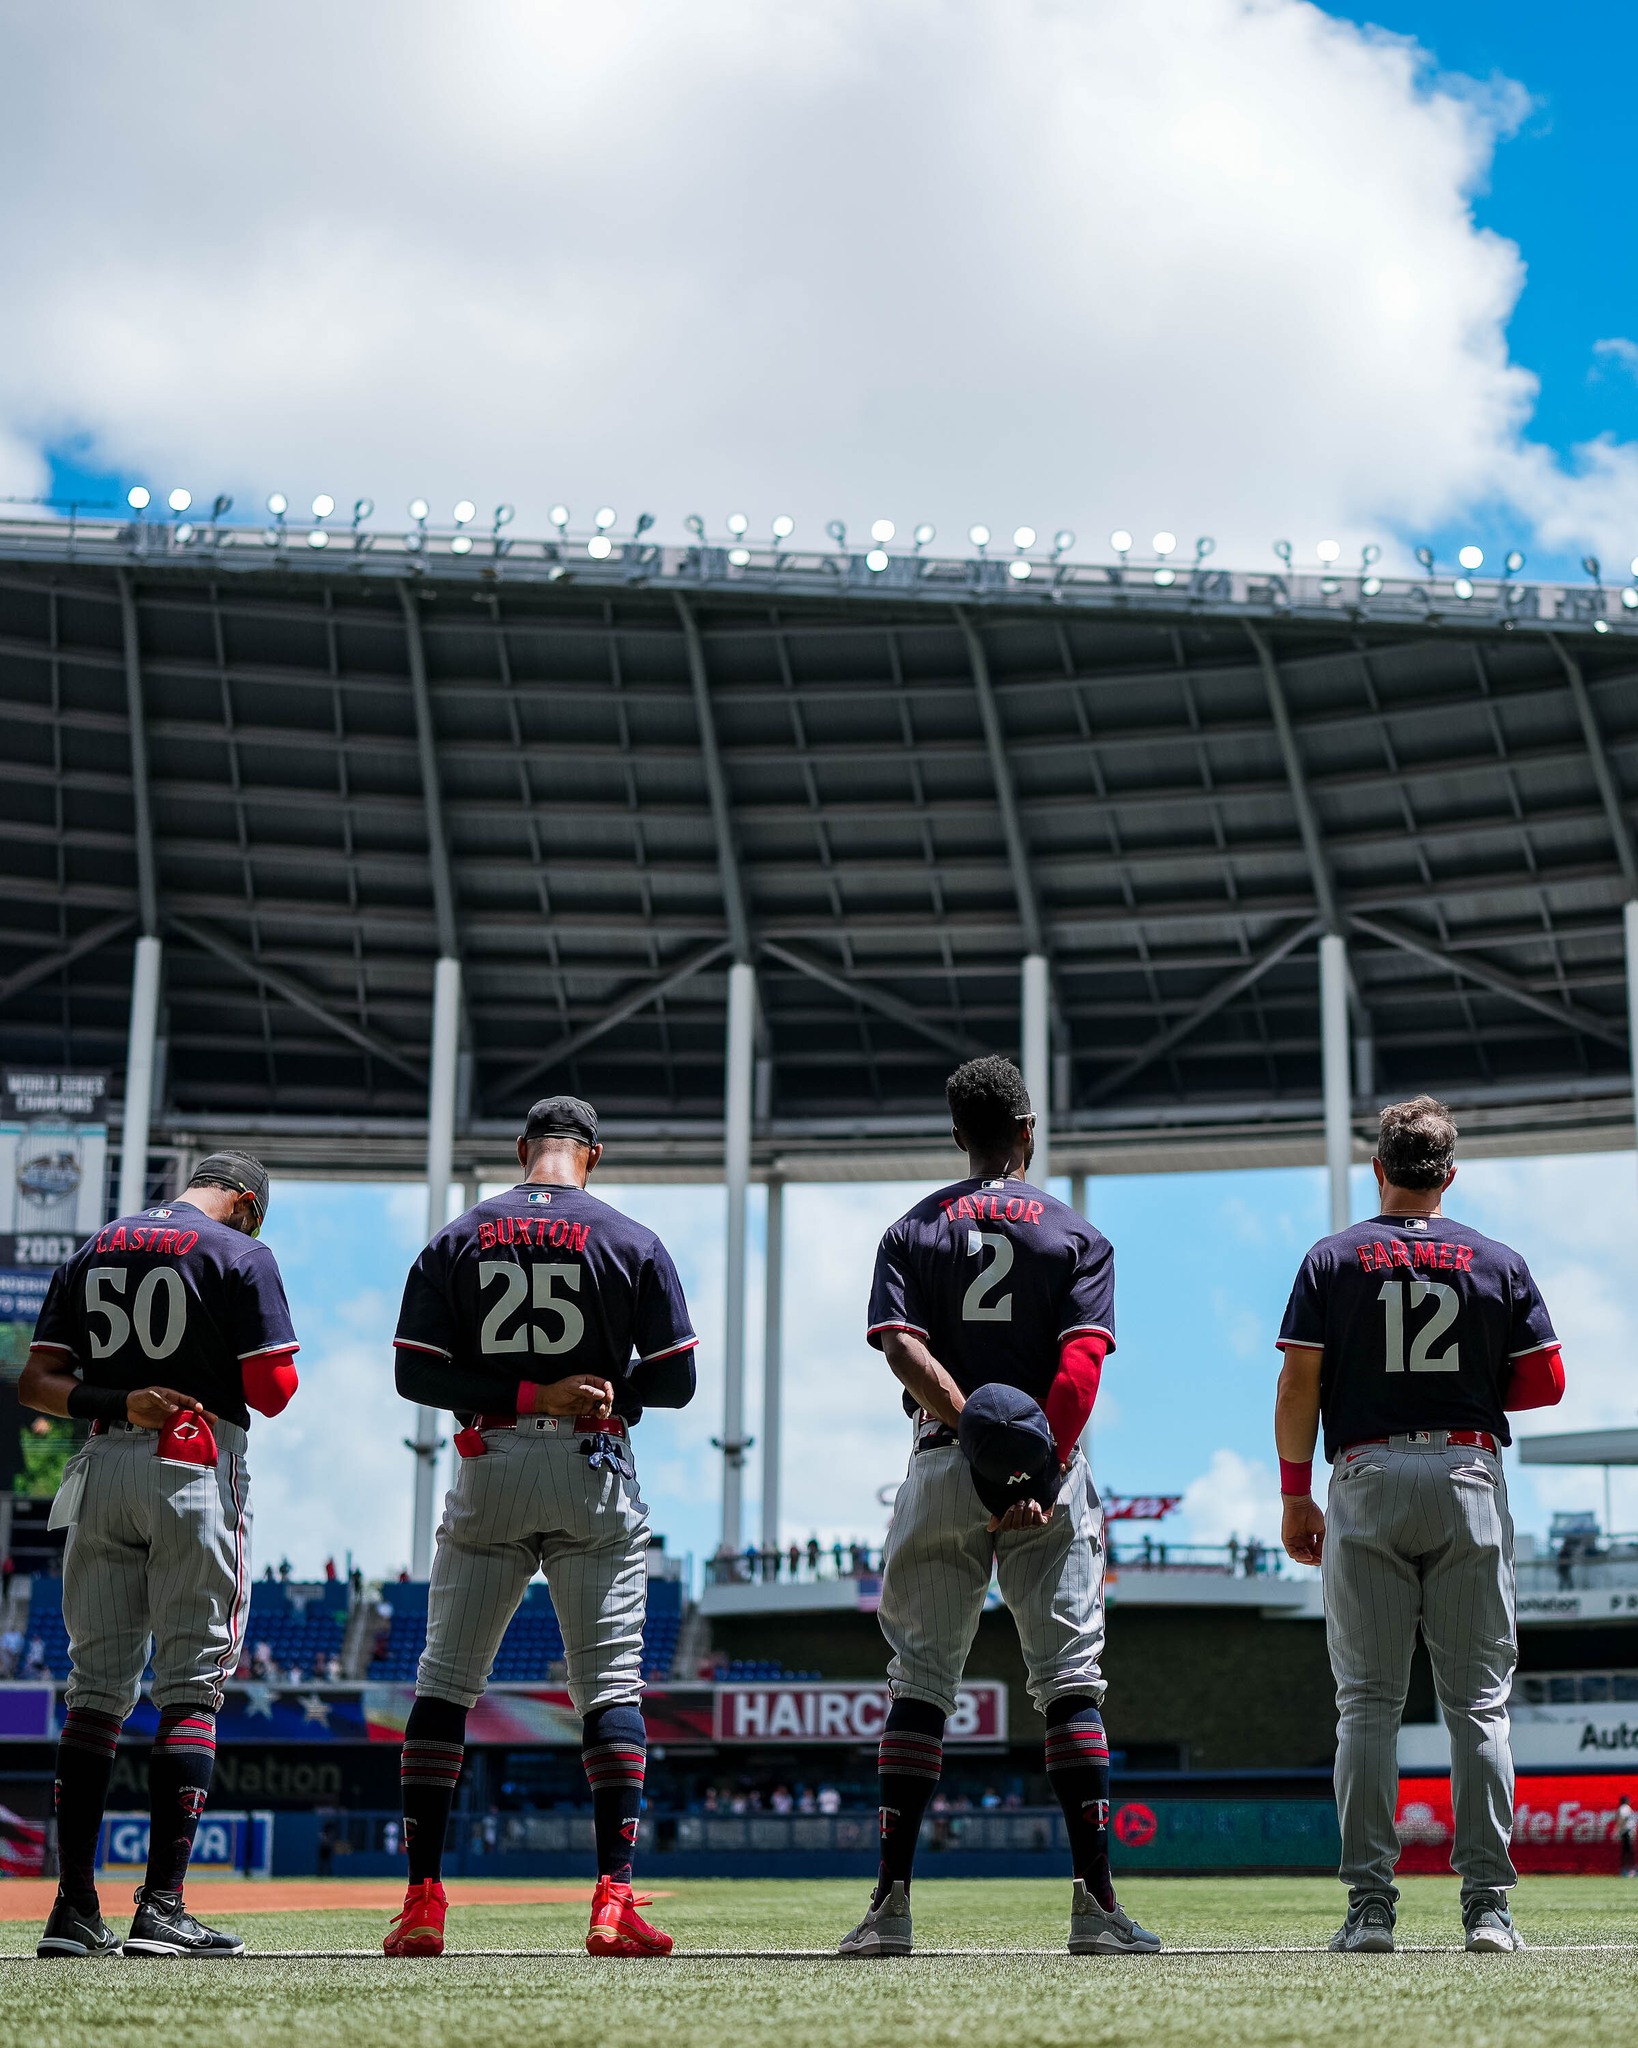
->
[1, 512, 1634, 1181]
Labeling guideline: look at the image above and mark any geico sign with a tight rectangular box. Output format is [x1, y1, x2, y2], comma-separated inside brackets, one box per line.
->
[717, 1683, 1003, 1743]
[101, 1817, 240, 1869]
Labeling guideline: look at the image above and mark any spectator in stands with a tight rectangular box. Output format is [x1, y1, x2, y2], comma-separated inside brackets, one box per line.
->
[787, 1544, 802, 1579]
[262, 1564, 277, 1583]
[981, 1788, 1001, 1810]
[702, 1787, 721, 1814]
[770, 1785, 794, 1815]
[797, 1785, 816, 1815]
[1244, 1537, 1263, 1577]
[0, 1624, 22, 1678]
[817, 1785, 840, 1815]
[831, 1542, 844, 1576]
[1, 1552, 12, 1603]
[350, 1567, 363, 1598]
[806, 1538, 820, 1577]
[22, 1637, 46, 1679]
[324, 1655, 343, 1683]
[278, 1558, 292, 1583]
[325, 1558, 338, 1582]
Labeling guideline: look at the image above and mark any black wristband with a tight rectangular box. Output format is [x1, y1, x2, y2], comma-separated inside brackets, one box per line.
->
[66, 1383, 131, 1425]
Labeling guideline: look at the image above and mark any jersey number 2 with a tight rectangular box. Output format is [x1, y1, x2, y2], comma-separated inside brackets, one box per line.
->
[961, 1230, 1014, 1322]
[1377, 1278, 1460, 1374]
[478, 1260, 586, 1356]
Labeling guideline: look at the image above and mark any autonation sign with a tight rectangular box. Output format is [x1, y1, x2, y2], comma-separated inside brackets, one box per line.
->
[714, 1681, 1005, 1744]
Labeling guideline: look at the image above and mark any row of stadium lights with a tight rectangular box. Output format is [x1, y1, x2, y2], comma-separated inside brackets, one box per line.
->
[120, 486, 1638, 614]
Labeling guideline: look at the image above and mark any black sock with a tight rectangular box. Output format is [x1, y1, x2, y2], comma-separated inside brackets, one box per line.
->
[401, 1695, 467, 1885]
[145, 1708, 217, 1898]
[1045, 1694, 1113, 1909]
[582, 1703, 647, 1886]
[54, 1706, 123, 1910]
[874, 1698, 945, 1904]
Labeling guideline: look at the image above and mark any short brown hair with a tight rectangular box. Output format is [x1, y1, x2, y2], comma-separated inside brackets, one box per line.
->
[1376, 1095, 1457, 1190]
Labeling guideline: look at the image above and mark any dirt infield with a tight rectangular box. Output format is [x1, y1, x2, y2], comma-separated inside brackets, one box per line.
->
[0, 1878, 601, 1922]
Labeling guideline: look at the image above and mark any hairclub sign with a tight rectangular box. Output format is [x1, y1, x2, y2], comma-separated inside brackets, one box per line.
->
[714, 1681, 1006, 1745]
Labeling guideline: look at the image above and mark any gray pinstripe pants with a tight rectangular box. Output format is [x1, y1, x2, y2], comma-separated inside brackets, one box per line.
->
[59, 1421, 252, 1719]
[418, 1418, 649, 1714]
[1323, 1434, 1517, 1898]
[878, 1441, 1106, 1716]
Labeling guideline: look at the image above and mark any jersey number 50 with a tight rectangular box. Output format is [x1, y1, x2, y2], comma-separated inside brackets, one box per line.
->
[478, 1259, 585, 1356]
[1377, 1278, 1460, 1374]
[84, 1267, 186, 1362]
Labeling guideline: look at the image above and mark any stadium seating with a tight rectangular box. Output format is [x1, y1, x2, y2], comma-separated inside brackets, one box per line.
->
[368, 1573, 689, 1683]
[244, 1580, 348, 1678]
[19, 1573, 69, 1680]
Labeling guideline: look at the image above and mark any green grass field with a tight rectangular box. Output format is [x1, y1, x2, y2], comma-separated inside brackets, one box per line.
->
[1, 1877, 1634, 2048]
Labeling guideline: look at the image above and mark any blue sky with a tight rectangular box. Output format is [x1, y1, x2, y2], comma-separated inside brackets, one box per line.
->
[251, 1151, 1638, 1584]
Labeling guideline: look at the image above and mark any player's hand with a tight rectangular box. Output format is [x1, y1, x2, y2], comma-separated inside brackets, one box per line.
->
[988, 1498, 1052, 1535]
[126, 1388, 216, 1430]
[1281, 1494, 1325, 1566]
[529, 1374, 615, 1418]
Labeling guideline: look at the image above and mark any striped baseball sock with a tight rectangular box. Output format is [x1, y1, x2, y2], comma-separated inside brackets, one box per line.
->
[582, 1704, 647, 1886]
[874, 1698, 946, 1904]
[54, 1706, 124, 1909]
[1044, 1695, 1114, 1909]
[146, 1708, 218, 1897]
[401, 1695, 468, 1885]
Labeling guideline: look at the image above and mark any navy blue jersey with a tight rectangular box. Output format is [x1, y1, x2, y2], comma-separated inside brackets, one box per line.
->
[867, 1176, 1114, 1404]
[1277, 1211, 1557, 1460]
[30, 1201, 298, 1430]
[393, 1182, 697, 1423]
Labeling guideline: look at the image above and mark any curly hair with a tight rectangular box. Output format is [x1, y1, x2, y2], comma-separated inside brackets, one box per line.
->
[1376, 1096, 1457, 1191]
[946, 1055, 1032, 1150]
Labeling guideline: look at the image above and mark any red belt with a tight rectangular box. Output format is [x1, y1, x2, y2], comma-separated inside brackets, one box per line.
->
[1344, 1429, 1497, 1454]
[472, 1412, 625, 1436]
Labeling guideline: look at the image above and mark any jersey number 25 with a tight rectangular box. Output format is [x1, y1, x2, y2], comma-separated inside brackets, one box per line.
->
[478, 1259, 586, 1356]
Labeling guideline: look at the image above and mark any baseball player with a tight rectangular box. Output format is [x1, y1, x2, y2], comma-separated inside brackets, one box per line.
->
[1274, 1095, 1565, 1954]
[17, 1152, 299, 1959]
[384, 1095, 697, 1959]
[839, 1056, 1160, 1958]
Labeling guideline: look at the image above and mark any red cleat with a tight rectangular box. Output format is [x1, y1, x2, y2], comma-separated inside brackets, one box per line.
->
[383, 1879, 447, 1957]
[586, 1876, 673, 1957]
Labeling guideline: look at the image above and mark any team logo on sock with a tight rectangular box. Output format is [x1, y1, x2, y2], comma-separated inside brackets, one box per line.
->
[1084, 1799, 1110, 1828]
[879, 1805, 900, 1836]
[620, 1819, 639, 1846]
[179, 1786, 208, 1820]
[404, 1818, 418, 1842]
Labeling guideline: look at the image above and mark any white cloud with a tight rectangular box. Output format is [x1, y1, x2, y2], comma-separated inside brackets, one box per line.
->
[0, 1, 1632, 566]
[1592, 338, 1638, 383]
[1178, 1446, 1281, 1546]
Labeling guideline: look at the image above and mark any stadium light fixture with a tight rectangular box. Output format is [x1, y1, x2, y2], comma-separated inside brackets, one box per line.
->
[913, 523, 936, 552]
[1594, 618, 1611, 633]
[726, 512, 749, 538]
[1362, 575, 1383, 597]
[826, 520, 848, 551]
[175, 523, 195, 544]
[1152, 531, 1176, 557]
[871, 519, 895, 544]
[409, 499, 429, 524]
[1622, 588, 1638, 610]
[168, 488, 192, 514]
[1316, 540, 1341, 564]
[1153, 568, 1176, 587]
[267, 493, 289, 519]
[866, 548, 889, 573]
[493, 503, 515, 532]
[307, 529, 329, 550]
[728, 546, 751, 567]
[1360, 544, 1382, 570]
[1052, 529, 1075, 559]
[1453, 576, 1474, 600]
[594, 506, 617, 532]
[771, 515, 795, 540]
[126, 486, 150, 511]
[1013, 526, 1036, 551]
[352, 497, 374, 527]
[968, 524, 991, 553]
[210, 494, 232, 522]
[1630, 555, 1638, 579]
[1582, 554, 1602, 585]
[1008, 559, 1032, 581]
[587, 535, 612, 560]
[1503, 549, 1526, 576]
[1458, 544, 1483, 571]
[551, 504, 572, 532]
[1415, 545, 1435, 573]
[684, 513, 706, 539]
[453, 501, 477, 527]
[1109, 530, 1132, 560]
[633, 512, 655, 539]
[312, 494, 335, 520]
[1194, 535, 1216, 564]
[1273, 540, 1293, 571]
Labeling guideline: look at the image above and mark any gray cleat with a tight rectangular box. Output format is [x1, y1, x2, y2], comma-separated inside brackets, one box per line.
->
[838, 1880, 913, 1956]
[1068, 1880, 1163, 1954]
[1329, 1891, 1396, 1953]
[1463, 1890, 1525, 1953]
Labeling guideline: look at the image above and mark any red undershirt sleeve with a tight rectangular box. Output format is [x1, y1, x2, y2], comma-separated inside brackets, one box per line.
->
[1043, 1331, 1108, 1463]
[1504, 1345, 1565, 1412]
[242, 1347, 300, 1418]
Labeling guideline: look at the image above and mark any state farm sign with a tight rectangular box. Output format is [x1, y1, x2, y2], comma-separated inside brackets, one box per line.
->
[1397, 1773, 1638, 1876]
[714, 1681, 1006, 1745]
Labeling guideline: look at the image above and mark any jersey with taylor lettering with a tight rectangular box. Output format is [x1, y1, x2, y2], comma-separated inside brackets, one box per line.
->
[394, 1182, 696, 1423]
[30, 1201, 298, 1429]
[1276, 1212, 1556, 1459]
[867, 1176, 1114, 1404]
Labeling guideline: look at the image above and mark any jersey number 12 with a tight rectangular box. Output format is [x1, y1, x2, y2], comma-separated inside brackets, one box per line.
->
[1377, 1278, 1460, 1374]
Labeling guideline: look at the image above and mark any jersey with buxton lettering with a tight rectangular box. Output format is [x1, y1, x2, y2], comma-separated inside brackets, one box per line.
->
[1276, 1212, 1556, 1460]
[393, 1182, 696, 1423]
[867, 1176, 1114, 1404]
[30, 1201, 298, 1430]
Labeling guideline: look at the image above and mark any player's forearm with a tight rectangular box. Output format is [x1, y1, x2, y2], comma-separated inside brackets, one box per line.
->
[881, 1330, 965, 1428]
[17, 1349, 76, 1417]
[1274, 1347, 1323, 1495]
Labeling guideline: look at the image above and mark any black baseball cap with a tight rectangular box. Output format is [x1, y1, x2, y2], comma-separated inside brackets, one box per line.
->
[957, 1382, 1061, 1518]
[522, 1095, 599, 1146]
[186, 1150, 271, 1235]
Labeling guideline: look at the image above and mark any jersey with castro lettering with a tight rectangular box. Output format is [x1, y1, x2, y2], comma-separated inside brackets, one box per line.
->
[393, 1182, 697, 1423]
[29, 1201, 298, 1429]
[1276, 1211, 1557, 1460]
[867, 1176, 1114, 1404]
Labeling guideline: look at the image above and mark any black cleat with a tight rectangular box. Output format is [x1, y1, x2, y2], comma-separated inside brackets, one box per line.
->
[37, 1893, 121, 1958]
[122, 1887, 245, 1958]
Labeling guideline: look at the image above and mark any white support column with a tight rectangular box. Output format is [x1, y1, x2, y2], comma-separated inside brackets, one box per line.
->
[760, 1176, 784, 1552]
[411, 955, 462, 1578]
[1626, 901, 1638, 1182]
[117, 935, 163, 1218]
[1021, 952, 1050, 1187]
[1320, 933, 1352, 1233]
[720, 960, 756, 1555]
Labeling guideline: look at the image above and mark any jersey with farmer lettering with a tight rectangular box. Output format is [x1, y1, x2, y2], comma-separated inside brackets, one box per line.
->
[29, 1201, 298, 1429]
[394, 1182, 696, 1423]
[1276, 1212, 1556, 1459]
[867, 1176, 1114, 1403]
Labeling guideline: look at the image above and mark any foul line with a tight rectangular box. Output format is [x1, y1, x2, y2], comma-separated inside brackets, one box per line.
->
[8, 1942, 1630, 1963]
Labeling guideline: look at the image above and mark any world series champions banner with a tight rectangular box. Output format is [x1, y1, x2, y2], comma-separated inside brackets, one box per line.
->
[0, 1069, 109, 1496]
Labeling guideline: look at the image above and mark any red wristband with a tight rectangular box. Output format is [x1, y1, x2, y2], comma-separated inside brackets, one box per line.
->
[516, 1380, 538, 1417]
[1279, 1457, 1313, 1498]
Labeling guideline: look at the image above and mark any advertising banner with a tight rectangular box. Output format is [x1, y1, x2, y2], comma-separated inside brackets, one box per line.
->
[97, 1810, 273, 1878]
[1397, 1773, 1638, 1875]
[1400, 1701, 1638, 1772]
[714, 1681, 1007, 1745]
